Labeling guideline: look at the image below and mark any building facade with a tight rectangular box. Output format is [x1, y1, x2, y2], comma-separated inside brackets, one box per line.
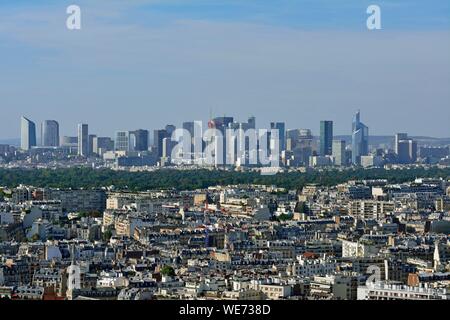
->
[77, 124, 89, 157]
[41, 120, 60, 147]
[320, 120, 333, 156]
[351, 111, 369, 165]
[21, 116, 37, 151]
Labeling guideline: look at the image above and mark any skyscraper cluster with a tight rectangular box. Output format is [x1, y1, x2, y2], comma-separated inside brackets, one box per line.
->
[18, 111, 424, 168]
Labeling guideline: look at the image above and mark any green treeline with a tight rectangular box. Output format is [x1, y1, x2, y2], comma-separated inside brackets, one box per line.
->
[0, 167, 449, 191]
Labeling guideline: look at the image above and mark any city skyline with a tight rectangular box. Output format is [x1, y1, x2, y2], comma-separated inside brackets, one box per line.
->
[3, 111, 450, 145]
[2, 101, 449, 141]
[8, 111, 448, 169]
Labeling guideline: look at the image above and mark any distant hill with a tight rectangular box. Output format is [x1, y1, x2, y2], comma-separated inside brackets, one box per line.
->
[0, 138, 20, 146]
[324, 135, 450, 147]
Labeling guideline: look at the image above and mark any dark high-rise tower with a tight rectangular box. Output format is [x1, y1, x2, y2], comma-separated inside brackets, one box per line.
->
[395, 133, 408, 155]
[320, 120, 333, 156]
[131, 129, 149, 151]
[153, 129, 170, 158]
[77, 123, 89, 157]
[395, 133, 417, 164]
[210, 117, 234, 131]
[165, 125, 176, 137]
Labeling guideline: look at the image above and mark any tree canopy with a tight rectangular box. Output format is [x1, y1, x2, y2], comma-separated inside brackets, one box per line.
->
[0, 167, 448, 191]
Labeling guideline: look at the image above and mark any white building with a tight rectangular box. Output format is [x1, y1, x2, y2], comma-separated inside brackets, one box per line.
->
[342, 240, 380, 258]
[357, 282, 450, 300]
[289, 256, 337, 277]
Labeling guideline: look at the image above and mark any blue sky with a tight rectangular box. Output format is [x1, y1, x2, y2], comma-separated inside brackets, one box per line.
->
[2, 0, 449, 29]
[0, 0, 449, 139]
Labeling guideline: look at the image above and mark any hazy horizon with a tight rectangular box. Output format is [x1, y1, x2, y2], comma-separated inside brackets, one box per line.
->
[1, 0, 449, 139]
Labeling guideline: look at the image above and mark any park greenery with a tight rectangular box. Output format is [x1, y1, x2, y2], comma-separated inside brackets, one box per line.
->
[0, 167, 449, 192]
[160, 265, 176, 277]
